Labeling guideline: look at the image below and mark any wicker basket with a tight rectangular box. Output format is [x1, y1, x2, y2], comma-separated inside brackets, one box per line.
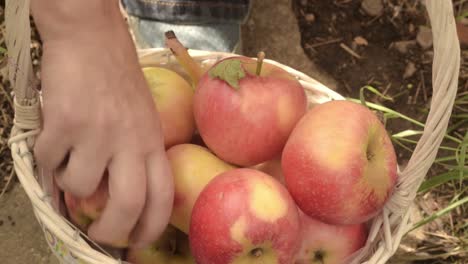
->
[5, 0, 460, 263]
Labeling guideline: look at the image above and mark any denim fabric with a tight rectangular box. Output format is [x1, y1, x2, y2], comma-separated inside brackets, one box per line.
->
[121, 0, 251, 24]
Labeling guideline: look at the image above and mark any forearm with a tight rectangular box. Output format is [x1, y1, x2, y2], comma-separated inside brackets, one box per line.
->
[31, 0, 126, 42]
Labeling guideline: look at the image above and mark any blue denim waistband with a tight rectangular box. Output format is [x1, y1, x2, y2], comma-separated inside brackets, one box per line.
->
[121, 0, 251, 24]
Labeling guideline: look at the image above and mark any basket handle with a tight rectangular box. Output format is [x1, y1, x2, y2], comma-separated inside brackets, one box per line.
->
[5, 0, 38, 106]
[385, 0, 461, 213]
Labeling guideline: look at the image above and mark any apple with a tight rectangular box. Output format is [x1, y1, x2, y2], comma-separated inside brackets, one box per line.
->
[296, 210, 367, 264]
[164, 31, 307, 167]
[193, 55, 308, 167]
[189, 168, 301, 264]
[126, 225, 195, 264]
[282, 100, 398, 225]
[252, 157, 285, 185]
[167, 144, 235, 234]
[64, 174, 128, 248]
[64, 176, 108, 232]
[143, 66, 195, 149]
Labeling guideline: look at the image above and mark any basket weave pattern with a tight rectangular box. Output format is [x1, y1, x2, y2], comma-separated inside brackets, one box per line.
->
[5, 0, 460, 263]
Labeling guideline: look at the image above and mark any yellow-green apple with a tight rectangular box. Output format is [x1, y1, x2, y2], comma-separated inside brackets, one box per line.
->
[142, 66, 195, 149]
[164, 31, 307, 167]
[189, 168, 301, 264]
[282, 100, 398, 225]
[193, 56, 308, 167]
[167, 144, 235, 234]
[126, 225, 195, 264]
[296, 210, 367, 264]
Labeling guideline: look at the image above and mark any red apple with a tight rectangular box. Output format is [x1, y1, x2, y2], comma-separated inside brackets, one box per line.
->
[126, 225, 195, 264]
[143, 66, 195, 149]
[167, 144, 235, 234]
[189, 168, 301, 264]
[282, 100, 398, 225]
[296, 211, 367, 264]
[193, 55, 308, 166]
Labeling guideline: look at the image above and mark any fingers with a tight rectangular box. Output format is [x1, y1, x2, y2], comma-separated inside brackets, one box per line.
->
[87, 152, 147, 247]
[55, 141, 108, 198]
[34, 128, 71, 172]
[130, 148, 174, 249]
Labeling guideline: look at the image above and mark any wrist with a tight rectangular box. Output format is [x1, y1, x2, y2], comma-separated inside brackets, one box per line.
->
[31, 0, 125, 42]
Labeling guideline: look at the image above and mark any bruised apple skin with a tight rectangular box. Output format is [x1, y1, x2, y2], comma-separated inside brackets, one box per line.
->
[193, 56, 308, 167]
[282, 100, 398, 225]
[296, 211, 367, 264]
[167, 144, 236, 234]
[143, 67, 195, 149]
[189, 168, 301, 264]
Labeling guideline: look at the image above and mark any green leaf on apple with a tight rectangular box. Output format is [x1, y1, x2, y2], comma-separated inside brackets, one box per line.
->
[209, 59, 246, 90]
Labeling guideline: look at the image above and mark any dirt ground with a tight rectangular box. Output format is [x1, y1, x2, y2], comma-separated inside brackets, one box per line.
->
[0, 0, 466, 263]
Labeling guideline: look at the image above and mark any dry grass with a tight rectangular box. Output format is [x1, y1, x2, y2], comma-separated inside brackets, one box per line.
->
[0, 3, 14, 198]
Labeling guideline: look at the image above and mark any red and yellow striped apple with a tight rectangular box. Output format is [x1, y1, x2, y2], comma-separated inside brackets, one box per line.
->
[126, 225, 195, 264]
[296, 211, 367, 264]
[193, 56, 308, 167]
[167, 144, 235, 234]
[143, 67, 195, 149]
[189, 168, 301, 264]
[282, 100, 398, 225]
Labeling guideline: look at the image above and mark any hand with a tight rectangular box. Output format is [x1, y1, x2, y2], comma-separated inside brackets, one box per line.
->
[32, 1, 174, 248]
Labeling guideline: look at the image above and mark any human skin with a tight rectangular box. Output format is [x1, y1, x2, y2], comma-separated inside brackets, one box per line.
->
[30, 0, 174, 248]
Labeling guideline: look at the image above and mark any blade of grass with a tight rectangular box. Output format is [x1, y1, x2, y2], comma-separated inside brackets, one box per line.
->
[456, 131, 468, 188]
[348, 98, 425, 127]
[418, 169, 468, 193]
[391, 138, 415, 153]
[392, 130, 423, 138]
[409, 196, 468, 232]
[447, 119, 467, 134]
[434, 156, 458, 163]
[392, 130, 458, 151]
[347, 98, 462, 144]
[359, 85, 394, 107]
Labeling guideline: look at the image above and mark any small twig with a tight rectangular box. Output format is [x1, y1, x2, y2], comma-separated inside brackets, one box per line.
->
[0, 167, 15, 200]
[383, 83, 392, 97]
[413, 81, 422, 104]
[420, 70, 428, 102]
[340, 43, 362, 59]
[307, 38, 343, 49]
[365, 13, 383, 27]
[344, 82, 352, 94]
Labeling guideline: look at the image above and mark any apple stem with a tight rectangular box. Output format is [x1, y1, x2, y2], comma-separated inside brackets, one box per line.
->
[165, 30, 204, 87]
[256, 51, 265, 76]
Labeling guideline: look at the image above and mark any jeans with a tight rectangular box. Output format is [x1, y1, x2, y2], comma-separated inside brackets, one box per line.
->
[121, 0, 251, 52]
[121, 0, 251, 24]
